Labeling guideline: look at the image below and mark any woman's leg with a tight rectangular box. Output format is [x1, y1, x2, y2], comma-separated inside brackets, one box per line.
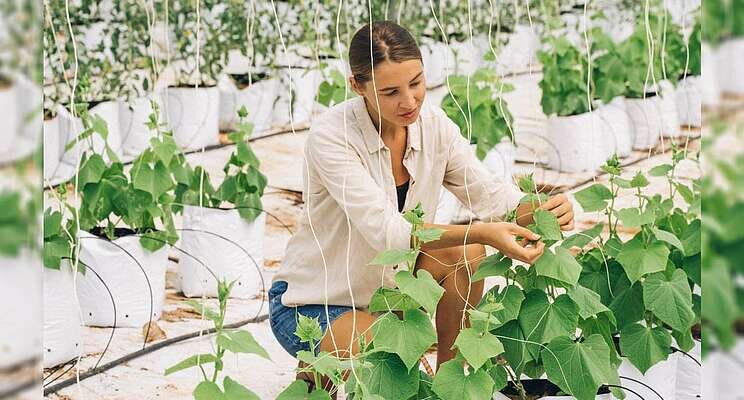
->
[414, 243, 487, 369]
[296, 309, 377, 398]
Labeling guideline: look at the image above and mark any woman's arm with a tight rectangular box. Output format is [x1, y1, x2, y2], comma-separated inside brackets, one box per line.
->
[418, 222, 545, 265]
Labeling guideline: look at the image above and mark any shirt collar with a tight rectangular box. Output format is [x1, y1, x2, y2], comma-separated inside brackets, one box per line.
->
[352, 96, 422, 154]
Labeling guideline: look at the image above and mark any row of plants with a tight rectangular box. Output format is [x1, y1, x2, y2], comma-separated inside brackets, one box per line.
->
[211, 144, 698, 399]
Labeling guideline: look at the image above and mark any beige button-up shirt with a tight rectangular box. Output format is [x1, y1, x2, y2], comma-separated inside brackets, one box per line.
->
[273, 96, 523, 308]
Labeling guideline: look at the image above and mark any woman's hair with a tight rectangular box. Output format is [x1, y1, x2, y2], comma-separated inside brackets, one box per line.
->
[348, 21, 422, 85]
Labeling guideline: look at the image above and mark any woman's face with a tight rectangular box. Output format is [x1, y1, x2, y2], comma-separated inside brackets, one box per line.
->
[350, 58, 426, 128]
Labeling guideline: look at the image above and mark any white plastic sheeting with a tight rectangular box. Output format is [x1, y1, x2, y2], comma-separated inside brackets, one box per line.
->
[626, 97, 663, 151]
[119, 95, 163, 157]
[218, 75, 280, 134]
[659, 81, 682, 138]
[164, 86, 221, 150]
[676, 76, 703, 128]
[75, 231, 168, 328]
[544, 111, 613, 173]
[179, 206, 266, 299]
[0, 253, 42, 369]
[675, 341, 702, 400]
[715, 38, 744, 95]
[703, 339, 744, 400]
[43, 262, 82, 368]
[596, 97, 633, 158]
[618, 357, 678, 400]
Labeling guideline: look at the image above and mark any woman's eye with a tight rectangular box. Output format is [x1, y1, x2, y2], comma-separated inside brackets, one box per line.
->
[384, 91, 397, 97]
[411, 81, 420, 87]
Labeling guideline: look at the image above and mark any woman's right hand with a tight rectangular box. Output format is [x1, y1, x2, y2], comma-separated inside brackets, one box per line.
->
[476, 222, 545, 264]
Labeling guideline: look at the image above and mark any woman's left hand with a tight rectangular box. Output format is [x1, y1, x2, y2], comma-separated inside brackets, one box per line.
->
[539, 193, 575, 231]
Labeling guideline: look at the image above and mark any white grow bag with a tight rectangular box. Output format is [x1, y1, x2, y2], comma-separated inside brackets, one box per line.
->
[596, 97, 633, 158]
[618, 356, 678, 400]
[75, 231, 168, 327]
[43, 115, 61, 182]
[119, 95, 163, 157]
[0, 82, 19, 159]
[273, 66, 324, 127]
[60, 101, 123, 165]
[218, 75, 280, 134]
[421, 40, 453, 88]
[676, 76, 702, 128]
[544, 111, 613, 173]
[179, 206, 266, 299]
[15, 75, 42, 161]
[164, 86, 221, 151]
[659, 81, 682, 138]
[0, 253, 42, 369]
[701, 43, 720, 107]
[625, 97, 663, 151]
[675, 341, 701, 400]
[715, 38, 744, 95]
[43, 262, 82, 368]
[703, 339, 744, 400]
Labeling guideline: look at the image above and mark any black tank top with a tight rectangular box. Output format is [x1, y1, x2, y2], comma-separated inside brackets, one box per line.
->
[396, 180, 410, 212]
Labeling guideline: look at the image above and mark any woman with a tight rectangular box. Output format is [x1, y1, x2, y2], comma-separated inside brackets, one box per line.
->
[269, 21, 574, 393]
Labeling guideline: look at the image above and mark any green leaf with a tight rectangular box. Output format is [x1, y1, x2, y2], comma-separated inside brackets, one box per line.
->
[394, 269, 445, 315]
[194, 381, 224, 400]
[488, 364, 508, 391]
[150, 136, 178, 166]
[630, 172, 649, 188]
[649, 164, 673, 176]
[533, 246, 582, 286]
[532, 209, 563, 241]
[619, 323, 671, 374]
[574, 184, 612, 212]
[132, 161, 174, 199]
[609, 283, 645, 328]
[77, 153, 106, 187]
[368, 287, 422, 313]
[453, 328, 504, 370]
[561, 223, 604, 250]
[276, 381, 332, 400]
[471, 253, 512, 282]
[223, 377, 261, 400]
[616, 237, 670, 283]
[296, 351, 344, 385]
[415, 227, 446, 243]
[567, 285, 611, 320]
[518, 291, 579, 356]
[643, 270, 695, 332]
[355, 352, 419, 400]
[372, 310, 437, 370]
[681, 219, 701, 256]
[217, 330, 270, 359]
[368, 249, 418, 267]
[432, 359, 495, 400]
[493, 320, 532, 375]
[164, 354, 217, 375]
[295, 314, 323, 344]
[542, 335, 616, 400]
[616, 208, 655, 227]
[651, 227, 686, 254]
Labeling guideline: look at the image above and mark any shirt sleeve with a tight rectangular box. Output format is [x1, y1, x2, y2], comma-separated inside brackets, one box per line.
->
[441, 115, 524, 222]
[305, 126, 412, 253]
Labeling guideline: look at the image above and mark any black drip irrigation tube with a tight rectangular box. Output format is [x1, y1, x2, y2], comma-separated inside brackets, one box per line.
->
[619, 375, 665, 400]
[671, 346, 702, 367]
[42, 314, 269, 396]
[606, 384, 648, 400]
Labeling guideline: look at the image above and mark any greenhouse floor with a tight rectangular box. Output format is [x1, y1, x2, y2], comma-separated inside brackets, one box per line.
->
[42, 122, 707, 399]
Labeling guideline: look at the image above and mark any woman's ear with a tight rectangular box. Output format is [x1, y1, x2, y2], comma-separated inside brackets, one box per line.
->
[349, 76, 365, 97]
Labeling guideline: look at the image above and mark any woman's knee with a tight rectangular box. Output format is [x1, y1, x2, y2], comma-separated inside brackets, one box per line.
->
[318, 310, 376, 357]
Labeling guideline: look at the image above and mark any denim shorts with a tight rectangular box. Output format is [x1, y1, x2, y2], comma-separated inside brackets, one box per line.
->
[268, 280, 354, 358]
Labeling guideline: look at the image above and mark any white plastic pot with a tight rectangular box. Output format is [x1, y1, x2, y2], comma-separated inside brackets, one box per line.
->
[120, 95, 163, 157]
[675, 341, 701, 399]
[60, 101, 123, 165]
[43, 115, 61, 182]
[0, 253, 42, 369]
[273, 67, 323, 127]
[618, 356, 678, 400]
[625, 97, 663, 150]
[179, 206, 266, 299]
[715, 38, 744, 95]
[703, 339, 744, 400]
[164, 86, 220, 151]
[218, 74, 280, 134]
[659, 81, 682, 138]
[490, 25, 540, 75]
[675, 76, 702, 128]
[544, 111, 613, 173]
[15, 75, 42, 160]
[701, 43, 721, 107]
[596, 97, 633, 158]
[0, 81, 19, 159]
[75, 231, 168, 328]
[43, 262, 82, 368]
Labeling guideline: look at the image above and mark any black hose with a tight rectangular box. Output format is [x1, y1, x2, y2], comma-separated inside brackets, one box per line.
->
[606, 384, 647, 400]
[671, 346, 702, 367]
[42, 313, 269, 396]
[619, 375, 664, 400]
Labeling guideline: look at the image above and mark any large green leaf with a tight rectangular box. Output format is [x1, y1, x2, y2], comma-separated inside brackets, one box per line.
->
[493, 320, 532, 375]
[616, 208, 655, 227]
[574, 184, 612, 212]
[518, 291, 579, 357]
[643, 270, 695, 332]
[194, 381, 224, 400]
[276, 380, 332, 400]
[542, 335, 616, 400]
[533, 246, 582, 287]
[471, 253, 512, 282]
[453, 328, 504, 370]
[567, 285, 611, 320]
[651, 227, 686, 254]
[372, 310, 437, 370]
[131, 161, 174, 199]
[223, 376, 261, 400]
[561, 223, 604, 250]
[616, 237, 670, 283]
[395, 269, 444, 315]
[217, 330, 270, 360]
[77, 153, 106, 187]
[296, 351, 345, 386]
[355, 352, 419, 400]
[368, 287, 422, 313]
[164, 354, 217, 376]
[368, 249, 418, 266]
[619, 323, 671, 374]
[532, 209, 563, 241]
[609, 283, 645, 328]
[431, 358, 495, 400]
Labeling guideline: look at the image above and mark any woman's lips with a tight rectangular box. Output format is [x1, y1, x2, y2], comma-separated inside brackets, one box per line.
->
[399, 109, 417, 119]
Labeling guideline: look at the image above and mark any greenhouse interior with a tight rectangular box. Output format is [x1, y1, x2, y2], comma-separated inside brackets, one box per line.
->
[0, 0, 742, 399]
